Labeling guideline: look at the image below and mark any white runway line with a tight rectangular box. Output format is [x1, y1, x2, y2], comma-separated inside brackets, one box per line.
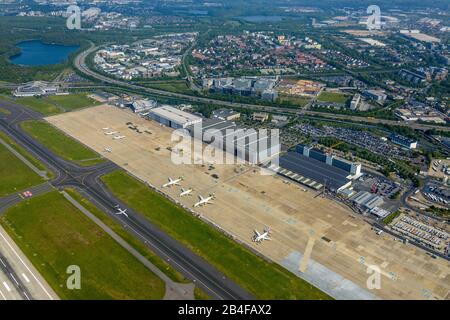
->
[0, 230, 54, 299]
[22, 273, 30, 283]
[3, 281, 11, 292]
[0, 288, 6, 300]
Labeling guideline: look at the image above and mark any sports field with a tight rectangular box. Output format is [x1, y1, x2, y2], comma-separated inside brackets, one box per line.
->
[0, 138, 45, 197]
[20, 120, 104, 166]
[0, 191, 165, 300]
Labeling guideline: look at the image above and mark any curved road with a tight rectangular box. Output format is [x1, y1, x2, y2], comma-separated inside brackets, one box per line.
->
[74, 45, 449, 132]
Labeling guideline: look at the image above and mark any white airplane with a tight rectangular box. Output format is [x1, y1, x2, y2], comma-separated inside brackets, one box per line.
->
[113, 135, 126, 140]
[105, 131, 118, 135]
[193, 194, 215, 207]
[252, 227, 271, 243]
[162, 177, 183, 188]
[102, 127, 110, 130]
[104, 147, 112, 153]
[114, 207, 129, 218]
[179, 188, 193, 197]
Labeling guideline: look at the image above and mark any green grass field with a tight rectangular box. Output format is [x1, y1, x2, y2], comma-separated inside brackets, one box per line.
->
[278, 94, 311, 108]
[317, 91, 350, 104]
[20, 120, 105, 167]
[144, 81, 193, 95]
[13, 97, 61, 116]
[101, 171, 332, 300]
[46, 93, 100, 112]
[0, 191, 165, 300]
[7, 93, 100, 116]
[0, 131, 50, 174]
[65, 188, 188, 284]
[0, 107, 11, 115]
[0, 141, 45, 197]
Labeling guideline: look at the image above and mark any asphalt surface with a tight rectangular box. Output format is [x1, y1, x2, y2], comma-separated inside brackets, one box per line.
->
[0, 252, 32, 300]
[74, 44, 450, 133]
[0, 98, 253, 300]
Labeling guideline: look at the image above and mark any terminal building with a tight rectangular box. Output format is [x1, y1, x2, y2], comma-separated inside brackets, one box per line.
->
[267, 144, 362, 192]
[148, 105, 280, 164]
[148, 105, 202, 129]
[188, 117, 280, 164]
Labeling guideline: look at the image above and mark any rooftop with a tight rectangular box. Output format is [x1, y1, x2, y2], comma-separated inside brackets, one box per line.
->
[279, 152, 351, 192]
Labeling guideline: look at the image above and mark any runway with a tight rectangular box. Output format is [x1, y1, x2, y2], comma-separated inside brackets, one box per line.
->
[0, 98, 252, 300]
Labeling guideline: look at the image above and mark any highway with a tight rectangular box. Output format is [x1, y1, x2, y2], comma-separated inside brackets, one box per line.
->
[74, 44, 450, 132]
[0, 98, 253, 300]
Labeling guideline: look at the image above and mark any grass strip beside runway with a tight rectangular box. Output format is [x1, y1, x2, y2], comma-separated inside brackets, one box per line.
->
[0, 138, 45, 197]
[0, 191, 165, 300]
[20, 120, 105, 167]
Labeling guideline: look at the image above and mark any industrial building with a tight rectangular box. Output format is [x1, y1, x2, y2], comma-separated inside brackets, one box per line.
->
[268, 144, 362, 192]
[13, 81, 60, 97]
[130, 99, 157, 113]
[296, 144, 362, 177]
[149, 105, 202, 129]
[211, 108, 241, 121]
[188, 117, 280, 164]
[389, 133, 418, 150]
[277, 152, 352, 192]
[362, 90, 387, 105]
[350, 191, 389, 218]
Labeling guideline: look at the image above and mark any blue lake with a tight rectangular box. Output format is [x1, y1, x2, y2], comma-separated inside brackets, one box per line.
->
[10, 40, 80, 66]
[239, 16, 284, 22]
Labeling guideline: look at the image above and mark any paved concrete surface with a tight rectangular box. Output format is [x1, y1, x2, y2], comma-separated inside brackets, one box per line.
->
[0, 225, 58, 300]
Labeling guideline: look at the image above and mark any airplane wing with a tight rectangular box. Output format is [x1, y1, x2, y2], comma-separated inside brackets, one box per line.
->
[254, 230, 261, 237]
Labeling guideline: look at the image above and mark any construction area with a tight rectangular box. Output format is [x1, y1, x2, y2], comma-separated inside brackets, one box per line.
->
[46, 105, 450, 300]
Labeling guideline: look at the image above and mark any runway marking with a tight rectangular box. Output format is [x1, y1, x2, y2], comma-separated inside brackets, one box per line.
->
[0, 229, 54, 299]
[3, 281, 11, 292]
[299, 236, 316, 273]
[22, 273, 30, 283]
[0, 288, 6, 300]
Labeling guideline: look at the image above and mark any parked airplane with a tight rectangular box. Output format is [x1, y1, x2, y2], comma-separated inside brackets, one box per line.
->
[114, 207, 129, 218]
[113, 135, 126, 140]
[102, 127, 110, 130]
[104, 147, 112, 153]
[179, 188, 193, 197]
[252, 227, 271, 243]
[193, 194, 215, 207]
[104, 131, 118, 135]
[162, 177, 183, 188]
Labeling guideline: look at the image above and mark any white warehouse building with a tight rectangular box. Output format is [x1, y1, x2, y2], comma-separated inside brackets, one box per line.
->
[149, 105, 202, 129]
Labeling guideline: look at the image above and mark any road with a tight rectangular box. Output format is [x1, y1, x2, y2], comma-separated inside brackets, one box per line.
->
[74, 44, 450, 132]
[0, 98, 253, 300]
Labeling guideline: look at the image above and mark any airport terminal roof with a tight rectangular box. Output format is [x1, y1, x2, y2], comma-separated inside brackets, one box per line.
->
[150, 105, 202, 126]
[279, 152, 351, 191]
